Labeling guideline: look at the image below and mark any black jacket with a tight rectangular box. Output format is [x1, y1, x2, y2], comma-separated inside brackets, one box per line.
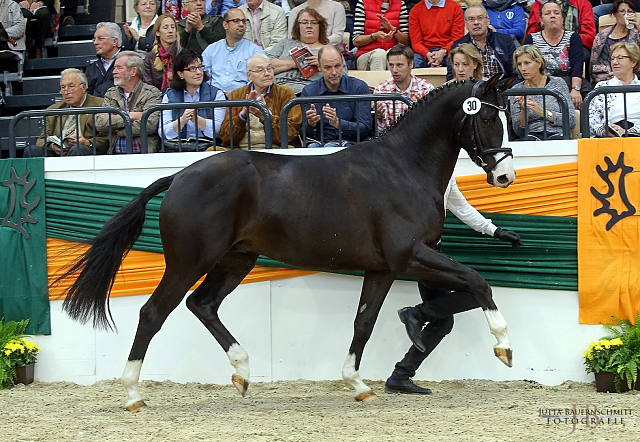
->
[85, 55, 116, 98]
[446, 30, 517, 81]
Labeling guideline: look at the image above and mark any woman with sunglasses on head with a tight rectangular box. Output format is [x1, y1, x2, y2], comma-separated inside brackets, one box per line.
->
[161, 49, 227, 151]
[589, 41, 640, 136]
[591, 0, 640, 85]
[144, 14, 181, 91]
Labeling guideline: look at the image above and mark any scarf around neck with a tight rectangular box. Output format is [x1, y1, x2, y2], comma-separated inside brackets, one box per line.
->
[158, 44, 174, 89]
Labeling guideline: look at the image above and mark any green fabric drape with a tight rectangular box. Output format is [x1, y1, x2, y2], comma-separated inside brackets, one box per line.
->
[0, 159, 50, 335]
[45, 179, 578, 291]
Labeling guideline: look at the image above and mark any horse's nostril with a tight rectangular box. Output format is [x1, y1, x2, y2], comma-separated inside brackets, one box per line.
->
[497, 174, 510, 184]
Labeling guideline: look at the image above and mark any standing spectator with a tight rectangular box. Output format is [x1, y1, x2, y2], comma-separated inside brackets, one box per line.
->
[96, 51, 163, 154]
[0, 0, 25, 59]
[202, 8, 264, 93]
[447, 4, 517, 80]
[409, 0, 465, 67]
[524, 1, 586, 108]
[123, 0, 160, 53]
[266, 7, 326, 95]
[86, 22, 122, 98]
[24, 69, 108, 157]
[178, 0, 225, 54]
[239, 0, 286, 51]
[373, 44, 433, 132]
[483, 0, 527, 40]
[526, 0, 596, 51]
[300, 44, 371, 147]
[351, 0, 410, 70]
[17, 0, 55, 59]
[591, 0, 640, 84]
[144, 13, 180, 90]
[220, 53, 302, 148]
[288, 0, 346, 46]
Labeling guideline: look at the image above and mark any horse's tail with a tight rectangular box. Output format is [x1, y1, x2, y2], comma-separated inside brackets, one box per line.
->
[57, 175, 175, 330]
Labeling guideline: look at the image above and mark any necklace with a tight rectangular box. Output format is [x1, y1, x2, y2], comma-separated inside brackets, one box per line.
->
[525, 76, 546, 88]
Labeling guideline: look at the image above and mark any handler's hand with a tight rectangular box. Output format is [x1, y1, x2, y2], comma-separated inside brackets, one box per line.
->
[494, 227, 522, 250]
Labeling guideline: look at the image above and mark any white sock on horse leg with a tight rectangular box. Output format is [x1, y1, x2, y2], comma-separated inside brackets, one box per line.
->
[122, 360, 144, 407]
[342, 353, 371, 397]
[484, 309, 511, 348]
[227, 343, 250, 380]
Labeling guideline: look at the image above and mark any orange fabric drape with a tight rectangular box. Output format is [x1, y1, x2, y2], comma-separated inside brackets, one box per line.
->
[47, 238, 316, 300]
[577, 138, 640, 325]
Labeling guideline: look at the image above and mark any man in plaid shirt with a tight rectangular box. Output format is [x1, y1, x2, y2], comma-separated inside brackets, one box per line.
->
[373, 44, 434, 133]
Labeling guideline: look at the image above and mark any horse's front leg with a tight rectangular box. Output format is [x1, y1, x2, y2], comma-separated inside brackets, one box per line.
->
[342, 271, 396, 402]
[400, 246, 513, 367]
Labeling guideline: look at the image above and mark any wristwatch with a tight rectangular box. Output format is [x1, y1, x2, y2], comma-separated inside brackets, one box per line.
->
[572, 85, 580, 91]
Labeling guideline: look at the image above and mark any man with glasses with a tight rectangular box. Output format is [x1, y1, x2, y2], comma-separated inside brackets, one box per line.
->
[86, 22, 122, 98]
[447, 5, 516, 81]
[239, 0, 287, 51]
[202, 8, 264, 93]
[24, 69, 108, 157]
[220, 53, 301, 148]
[178, 0, 225, 54]
[409, 0, 464, 67]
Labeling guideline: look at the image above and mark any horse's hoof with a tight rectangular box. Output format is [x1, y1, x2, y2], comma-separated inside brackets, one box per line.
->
[125, 400, 147, 412]
[355, 390, 378, 402]
[494, 347, 513, 367]
[232, 374, 249, 397]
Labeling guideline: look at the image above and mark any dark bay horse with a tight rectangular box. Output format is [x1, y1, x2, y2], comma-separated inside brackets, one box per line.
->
[57, 76, 517, 411]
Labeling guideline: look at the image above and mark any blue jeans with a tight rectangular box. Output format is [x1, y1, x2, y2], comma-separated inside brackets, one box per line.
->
[594, 4, 613, 31]
[307, 141, 356, 148]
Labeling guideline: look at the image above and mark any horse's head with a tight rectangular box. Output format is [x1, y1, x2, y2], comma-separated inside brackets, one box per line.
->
[457, 75, 517, 188]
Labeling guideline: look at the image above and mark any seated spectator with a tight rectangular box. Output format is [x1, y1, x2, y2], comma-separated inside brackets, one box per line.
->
[202, 8, 264, 93]
[351, 0, 410, 70]
[589, 42, 640, 136]
[18, 0, 55, 59]
[24, 68, 108, 157]
[509, 44, 576, 140]
[95, 51, 163, 153]
[300, 44, 371, 147]
[86, 22, 122, 98]
[483, 0, 527, 41]
[161, 49, 226, 151]
[123, 0, 159, 53]
[220, 53, 301, 148]
[0, 0, 25, 59]
[591, 0, 640, 84]
[239, 0, 287, 51]
[373, 44, 434, 132]
[449, 43, 484, 81]
[143, 13, 180, 90]
[524, 1, 586, 108]
[162, 0, 188, 19]
[266, 7, 326, 95]
[409, 0, 465, 67]
[447, 4, 516, 80]
[526, 0, 596, 52]
[288, 0, 346, 46]
[209, 0, 247, 17]
[178, 0, 225, 54]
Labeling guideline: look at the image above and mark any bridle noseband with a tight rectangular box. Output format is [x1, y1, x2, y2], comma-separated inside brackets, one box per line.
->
[457, 80, 513, 172]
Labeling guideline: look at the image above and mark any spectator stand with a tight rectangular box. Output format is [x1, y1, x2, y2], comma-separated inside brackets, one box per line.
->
[580, 84, 640, 137]
[7, 106, 133, 157]
[140, 100, 274, 153]
[502, 88, 574, 140]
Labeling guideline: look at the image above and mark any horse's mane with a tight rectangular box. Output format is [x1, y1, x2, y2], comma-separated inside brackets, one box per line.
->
[376, 79, 477, 138]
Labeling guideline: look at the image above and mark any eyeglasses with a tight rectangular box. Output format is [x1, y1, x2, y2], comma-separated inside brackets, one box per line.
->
[465, 16, 488, 22]
[60, 84, 83, 93]
[225, 18, 248, 24]
[617, 10, 636, 15]
[248, 66, 274, 76]
[184, 65, 204, 73]
[611, 55, 631, 61]
[93, 36, 113, 42]
[138, 1, 156, 7]
[299, 20, 320, 26]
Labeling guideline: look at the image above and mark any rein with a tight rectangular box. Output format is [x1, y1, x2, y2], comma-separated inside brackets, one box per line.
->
[457, 80, 513, 171]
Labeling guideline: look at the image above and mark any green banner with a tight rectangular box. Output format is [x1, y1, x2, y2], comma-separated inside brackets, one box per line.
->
[0, 158, 50, 335]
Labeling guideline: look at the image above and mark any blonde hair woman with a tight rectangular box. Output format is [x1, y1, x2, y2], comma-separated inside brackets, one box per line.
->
[448, 44, 483, 81]
[143, 13, 181, 91]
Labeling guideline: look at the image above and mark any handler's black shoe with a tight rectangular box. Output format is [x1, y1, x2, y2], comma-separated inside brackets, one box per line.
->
[384, 377, 432, 395]
[398, 307, 426, 352]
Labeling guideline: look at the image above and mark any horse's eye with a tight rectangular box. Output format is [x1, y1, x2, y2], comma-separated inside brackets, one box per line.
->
[482, 119, 490, 126]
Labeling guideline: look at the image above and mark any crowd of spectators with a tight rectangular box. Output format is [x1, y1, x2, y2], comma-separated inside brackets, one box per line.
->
[3, 0, 640, 156]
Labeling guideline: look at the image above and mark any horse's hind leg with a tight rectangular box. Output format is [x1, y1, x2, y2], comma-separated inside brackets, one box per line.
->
[185, 251, 259, 397]
[342, 271, 396, 402]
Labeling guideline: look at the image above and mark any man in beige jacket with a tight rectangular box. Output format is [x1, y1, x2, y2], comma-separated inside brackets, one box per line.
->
[239, 0, 287, 52]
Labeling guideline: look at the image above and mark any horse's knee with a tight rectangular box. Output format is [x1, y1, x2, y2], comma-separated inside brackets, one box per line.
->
[425, 315, 454, 336]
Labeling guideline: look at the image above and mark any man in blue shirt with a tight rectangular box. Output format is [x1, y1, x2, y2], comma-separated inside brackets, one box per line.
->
[202, 8, 264, 93]
[300, 44, 372, 147]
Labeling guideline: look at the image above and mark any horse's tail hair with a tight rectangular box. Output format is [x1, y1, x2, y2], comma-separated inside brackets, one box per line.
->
[56, 175, 175, 331]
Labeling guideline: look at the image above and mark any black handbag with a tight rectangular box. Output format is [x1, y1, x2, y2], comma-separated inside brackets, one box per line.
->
[162, 137, 215, 152]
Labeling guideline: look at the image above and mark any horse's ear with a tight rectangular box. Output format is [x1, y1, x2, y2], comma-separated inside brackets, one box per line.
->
[496, 76, 518, 93]
[478, 74, 503, 95]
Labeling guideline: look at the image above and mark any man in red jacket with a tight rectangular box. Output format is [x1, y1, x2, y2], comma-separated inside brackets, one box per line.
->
[409, 0, 464, 67]
[526, 0, 596, 51]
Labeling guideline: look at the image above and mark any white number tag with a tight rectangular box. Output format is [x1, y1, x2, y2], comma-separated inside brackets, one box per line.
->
[463, 97, 481, 115]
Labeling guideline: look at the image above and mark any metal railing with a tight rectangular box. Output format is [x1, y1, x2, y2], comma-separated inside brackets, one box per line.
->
[140, 100, 272, 153]
[580, 85, 640, 137]
[502, 88, 573, 140]
[280, 94, 412, 148]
